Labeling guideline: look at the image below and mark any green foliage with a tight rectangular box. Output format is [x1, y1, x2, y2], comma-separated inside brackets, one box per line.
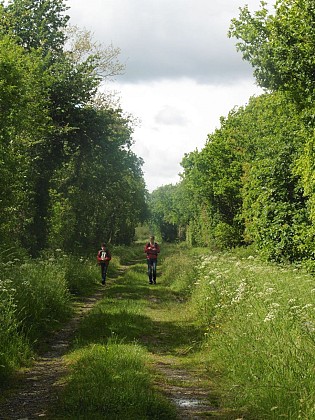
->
[0, 36, 50, 250]
[61, 255, 99, 295]
[0, 250, 102, 381]
[0, 286, 32, 379]
[13, 260, 73, 342]
[162, 248, 197, 295]
[229, 0, 315, 107]
[5, 0, 69, 55]
[228, 0, 315, 263]
[151, 91, 309, 263]
[47, 106, 147, 250]
[239, 93, 307, 261]
[148, 184, 180, 242]
[0, 0, 147, 254]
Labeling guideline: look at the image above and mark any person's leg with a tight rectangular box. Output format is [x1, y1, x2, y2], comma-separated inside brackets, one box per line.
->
[152, 260, 157, 284]
[101, 263, 108, 284]
[147, 260, 153, 283]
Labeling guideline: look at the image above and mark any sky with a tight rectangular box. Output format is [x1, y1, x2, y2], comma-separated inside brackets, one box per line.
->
[66, 0, 273, 192]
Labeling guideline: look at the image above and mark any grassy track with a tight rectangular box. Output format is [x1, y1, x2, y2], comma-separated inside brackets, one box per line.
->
[50, 244, 223, 419]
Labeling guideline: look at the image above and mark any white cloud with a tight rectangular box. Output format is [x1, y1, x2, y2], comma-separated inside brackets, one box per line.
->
[109, 78, 263, 191]
[155, 106, 189, 126]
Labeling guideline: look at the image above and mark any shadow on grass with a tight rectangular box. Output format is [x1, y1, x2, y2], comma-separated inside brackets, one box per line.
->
[75, 307, 203, 355]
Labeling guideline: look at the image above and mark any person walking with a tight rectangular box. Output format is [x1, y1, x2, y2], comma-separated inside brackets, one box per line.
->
[97, 242, 111, 285]
[144, 235, 160, 284]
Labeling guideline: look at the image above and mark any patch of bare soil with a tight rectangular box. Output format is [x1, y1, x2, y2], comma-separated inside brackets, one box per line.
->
[154, 360, 227, 419]
[0, 288, 106, 420]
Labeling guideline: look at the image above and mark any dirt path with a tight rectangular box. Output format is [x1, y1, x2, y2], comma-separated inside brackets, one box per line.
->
[0, 289, 105, 420]
[154, 360, 223, 419]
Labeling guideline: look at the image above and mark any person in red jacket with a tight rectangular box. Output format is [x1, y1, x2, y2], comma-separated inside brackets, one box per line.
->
[144, 235, 160, 284]
[97, 242, 111, 285]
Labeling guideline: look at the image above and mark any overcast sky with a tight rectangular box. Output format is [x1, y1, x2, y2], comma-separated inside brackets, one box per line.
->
[66, 0, 274, 191]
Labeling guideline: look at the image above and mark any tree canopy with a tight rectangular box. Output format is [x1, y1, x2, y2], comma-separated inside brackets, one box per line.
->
[0, 0, 147, 254]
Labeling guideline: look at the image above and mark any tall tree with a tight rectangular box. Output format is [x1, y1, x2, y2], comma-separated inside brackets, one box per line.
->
[229, 0, 315, 259]
[0, 35, 50, 249]
[0, 0, 146, 254]
[4, 0, 69, 55]
[229, 0, 315, 107]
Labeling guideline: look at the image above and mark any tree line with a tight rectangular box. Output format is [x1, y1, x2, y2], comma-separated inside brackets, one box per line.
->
[0, 0, 148, 256]
[149, 0, 315, 267]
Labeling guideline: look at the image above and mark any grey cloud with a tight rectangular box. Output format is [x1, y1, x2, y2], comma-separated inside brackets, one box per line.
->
[68, 0, 264, 84]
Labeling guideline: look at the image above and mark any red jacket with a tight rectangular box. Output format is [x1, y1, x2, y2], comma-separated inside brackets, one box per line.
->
[144, 242, 160, 259]
[97, 248, 111, 265]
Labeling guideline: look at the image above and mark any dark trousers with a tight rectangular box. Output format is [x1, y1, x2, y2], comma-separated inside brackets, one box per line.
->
[100, 263, 108, 282]
[147, 258, 157, 283]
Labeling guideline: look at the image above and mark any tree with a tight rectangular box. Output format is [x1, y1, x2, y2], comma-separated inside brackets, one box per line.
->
[48, 105, 148, 251]
[148, 185, 179, 242]
[0, 0, 147, 254]
[4, 0, 69, 55]
[0, 36, 50, 249]
[229, 0, 315, 260]
[229, 0, 315, 107]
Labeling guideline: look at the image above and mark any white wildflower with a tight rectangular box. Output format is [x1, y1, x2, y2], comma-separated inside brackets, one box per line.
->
[270, 302, 280, 308]
[231, 281, 246, 304]
[304, 321, 315, 332]
[264, 311, 276, 322]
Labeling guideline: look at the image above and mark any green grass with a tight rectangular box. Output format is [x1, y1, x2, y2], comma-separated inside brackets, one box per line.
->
[0, 251, 102, 381]
[52, 246, 181, 419]
[3, 243, 315, 418]
[58, 342, 175, 419]
[191, 252, 315, 419]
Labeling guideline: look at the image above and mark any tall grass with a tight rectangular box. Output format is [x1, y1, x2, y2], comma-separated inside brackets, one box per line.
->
[0, 251, 101, 383]
[161, 244, 202, 296]
[191, 253, 315, 418]
[0, 287, 32, 381]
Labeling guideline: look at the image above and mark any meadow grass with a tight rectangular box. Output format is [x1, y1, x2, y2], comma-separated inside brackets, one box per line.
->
[191, 252, 315, 419]
[57, 341, 176, 420]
